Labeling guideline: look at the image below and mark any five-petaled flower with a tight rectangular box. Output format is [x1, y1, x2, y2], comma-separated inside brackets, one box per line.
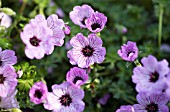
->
[44, 81, 85, 112]
[117, 41, 138, 62]
[29, 81, 48, 104]
[67, 33, 106, 68]
[132, 55, 169, 93]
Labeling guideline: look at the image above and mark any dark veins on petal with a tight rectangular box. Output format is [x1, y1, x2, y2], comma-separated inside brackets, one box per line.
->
[73, 76, 83, 84]
[0, 75, 5, 83]
[34, 90, 43, 99]
[91, 23, 101, 30]
[149, 72, 159, 82]
[82, 45, 94, 57]
[59, 94, 72, 106]
[145, 103, 158, 112]
[30, 36, 41, 46]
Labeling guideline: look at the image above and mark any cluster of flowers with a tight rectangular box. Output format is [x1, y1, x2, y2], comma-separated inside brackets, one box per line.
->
[117, 41, 170, 112]
[0, 47, 19, 109]
[26, 4, 107, 112]
[20, 14, 69, 59]
[29, 67, 88, 112]
[70, 4, 107, 33]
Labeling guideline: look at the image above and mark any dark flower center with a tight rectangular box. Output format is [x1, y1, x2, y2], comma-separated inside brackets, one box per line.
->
[73, 76, 83, 84]
[150, 72, 159, 82]
[82, 45, 94, 57]
[59, 94, 72, 106]
[146, 103, 158, 112]
[34, 90, 42, 99]
[91, 23, 101, 30]
[127, 51, 135, 57]
[0, 75, 5, 83]
[30, 36, 41, 46]
[81, 17, 87, 25]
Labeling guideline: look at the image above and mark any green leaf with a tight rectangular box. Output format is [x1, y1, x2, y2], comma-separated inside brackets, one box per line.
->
[0, 38, 11, 49]
[18, 79, 33, 92]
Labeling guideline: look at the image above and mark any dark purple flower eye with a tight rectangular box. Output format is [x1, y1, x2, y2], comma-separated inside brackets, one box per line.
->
[59, 94, 72, 106]
[29, 36, 41, 46]
[29, 81, 48, 104]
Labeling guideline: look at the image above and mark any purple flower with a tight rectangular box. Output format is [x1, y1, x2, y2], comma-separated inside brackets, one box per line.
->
[0, 89, 19, 109]
[133, 93, 169, 112]
[117, 41, 138, 62]
[86, 12, 107, 33]
[67, 33, 106, 68]
[47, 14, 65, 46]
[0, 47, 17, 68]
[132, 55, 169, 93]
[56, 8, 65, 18]
[20, 21, 54, 59]
[29, 81, 48, 104]
[70, 4, 94, 28]
[44, 81, 85, 112]
[66, 67, 88, 88]
[65, 40, 72, 50]
[0, 65, 18, 97]
[116, 105, 135, 112]
[63, 24, 71, 35]
[98, 93, 111, 105]
[122, 27, 128, 34]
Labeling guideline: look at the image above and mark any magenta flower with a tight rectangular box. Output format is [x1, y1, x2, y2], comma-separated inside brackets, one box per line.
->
[132, 55, 169, 93]
[47, 14, 65, 46]
[0, 65, 18, 97]
[0, 89, 19, 109]
[86, 12, 107, 33]
[44, 81, 85, 112]
[20, 22, 54, 59]
[0, 47, 17, 68]
[133, 93, 169, 112]
[70, 4, 94, 28]
[117, 41, 138, 62]
[66, 67, 88, 88]
[29, 81, 48, 104]
[116, 105, 135, 112]
[67, 33, 106, 68]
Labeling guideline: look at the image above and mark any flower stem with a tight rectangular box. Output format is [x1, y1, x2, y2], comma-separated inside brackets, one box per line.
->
[158, 3, 164, 51]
